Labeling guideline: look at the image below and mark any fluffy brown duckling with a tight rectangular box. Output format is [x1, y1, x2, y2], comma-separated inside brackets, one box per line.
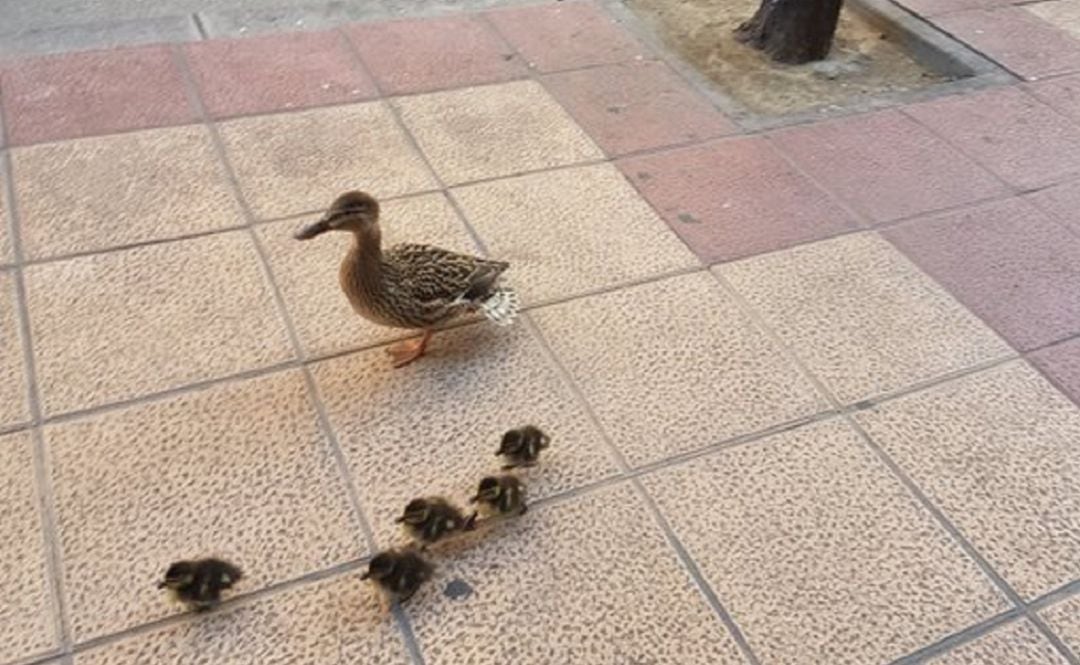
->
[395, 497, 477, 549]
[469, 475, 528, 519]
[157, 558, 242, 612]
[496, 425, 550, 470]
[361, 549, 433, 605]
[295, 190, 519, 368]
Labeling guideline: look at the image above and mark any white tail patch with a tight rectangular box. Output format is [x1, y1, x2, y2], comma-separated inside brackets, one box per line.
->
[479, 287, 520, 327]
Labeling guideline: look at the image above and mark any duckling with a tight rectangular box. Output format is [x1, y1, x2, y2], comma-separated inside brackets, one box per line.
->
[395, 497, 477, 548]
[156, 558, 242, 612]
[496, 425, 550, 470]
[360, 549, 433, 605]
[469, 474, 528, 519]
[295, 191, 519, 368]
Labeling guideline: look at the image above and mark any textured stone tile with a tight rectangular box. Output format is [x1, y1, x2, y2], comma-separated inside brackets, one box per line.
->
[1042, 596, 1080, 655]
[619, 137, 860, 263]
[1030, 338, 1080, 405]
[1026, 0, 1080, 39]
[0, 431, 57, 664]
[904, 87, 1080, 190]
[0, 162, 12, 263]
[542, 60, 737, 156]
[409, 483, 745, 664]
[898, 0, 1012, 17]
[75, 573, 407, 664]
[0, 273, 29, 429]
[856, 361, 1080, 599]
[487, 0, 648, 72]
[311, 323, 620, 546]
[644, 419, 1007, 665]
[25, 232, 293, 415]
[198, 1, 388, 38]
[770, 110, 1007, 224]
[1025, 177, 1080, 234]
[531, 272, 826, 466]
[48, 371, 366, 641]
[218, 101, 436, 219]
[452, 163, 697, 304]
[927, 620, 1068, 664]
[12, 126, 243, 259]
[1027, 73, 1080, 124]
[720, 233, 1010, 403]
[184, 30, 376, 118]
[884, 198, 1080, 351]
[394, 80, 602, 186]
[345, 15, 526, 95]
[0, 16, 199, 59]
[259, 192, 481, 357]
[0, 45, 196, 145]
[935, 7, 1080, 80]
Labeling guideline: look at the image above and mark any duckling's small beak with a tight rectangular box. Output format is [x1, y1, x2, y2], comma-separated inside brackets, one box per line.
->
[468, 495, 479, 504]
[156, 580, 167, 589]
[393, 515, 406, 524]
[294, 217, 331, 240]
[359, 570, 371, 580]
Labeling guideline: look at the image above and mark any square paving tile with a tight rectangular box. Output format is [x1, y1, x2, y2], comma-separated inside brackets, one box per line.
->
[770, 110, 1008, 224]
[218, 101, 436, 219]
[408, 483, 745, 664]
[618, 137, 861, 263]
[0, 45, 197, 145]
[311, 323, 620, 546]
[1041, 596, 1080, 655]
[1026, 0, 1080, 39]
[0, 272, 29, 429]
[542, 60, 737, 156]
[0, 163, 11, 264]
[25, 232, 294, 415]
[884, 197, 1080, 351]
[1027, 73, 1080, 124]
[904, 87, 1080, 190]
[643, 419, 1007, 665]
[531, 272, 826, 467]
[487, 0, 648, 72]
[1025, 177, 1080, 234]
[856, 361, 1080, 600]
[394, 80, 602, 186]
[452, 163, 697, 305]
[1030, 338, 1080, 405]
[934, 7, 1080, 80]
[345, 15, 526, 95]
[926, 620, 1068, 664]
[720, 233, 1011, 403]
[75, 573, 407, 664]
[12, 125, 243, 259]
[259, 192, 482, 357]
[183, 30, 377, 118]
[0, 431, 57, 664]
[47, 370, 367, 641]
[898, 0, 1012, 17]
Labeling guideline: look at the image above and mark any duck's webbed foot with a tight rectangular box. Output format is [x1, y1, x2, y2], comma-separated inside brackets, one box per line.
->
[386, 330, 433, 368]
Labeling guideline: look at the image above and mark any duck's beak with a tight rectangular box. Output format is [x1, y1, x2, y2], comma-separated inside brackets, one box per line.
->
[156, 580, 167, 589]
[294, 216, 332, 240]
[468, 494, 479, 504]
[359, 570, 371, 581]
[393, 515, 406, 524]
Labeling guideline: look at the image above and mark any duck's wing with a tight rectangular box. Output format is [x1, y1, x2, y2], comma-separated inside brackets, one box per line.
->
[385, 243, 508, 305]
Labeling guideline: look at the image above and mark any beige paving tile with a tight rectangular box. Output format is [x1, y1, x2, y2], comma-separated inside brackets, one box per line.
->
[719, 233, 1012, 404]
[218, 102, 437, 219]
[643, 418, 1008, 665]
[1026, 0, 1080, 38]
[76, 573, 408, 665]
[11, 126, 243, 259]
[312, 323, 619, 546]
[393, 80, 603, 185]
[259, 192, 482, 357]
[0, 431, 58, 664]
[408, 483, 746, 664]
[927, 620, 1069, 664]
[25, 231, 294, 415]
[452, 163, 697, 304]
[1, 162, 12, 264]
[856, 361, 1080, 600]
[1042, 595, 1080, 655]
[530, 271, 826, 467]
[47, 370, 367, 641]
[0, 272, 29, 428]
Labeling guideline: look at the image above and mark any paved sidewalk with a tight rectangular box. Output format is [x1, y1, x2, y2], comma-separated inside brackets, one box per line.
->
[2, 0, 1080, 663]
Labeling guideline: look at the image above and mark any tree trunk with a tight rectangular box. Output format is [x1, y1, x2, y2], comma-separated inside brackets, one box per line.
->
[734, 0, 844, 65]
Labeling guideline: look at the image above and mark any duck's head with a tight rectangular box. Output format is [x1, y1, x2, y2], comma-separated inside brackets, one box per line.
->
[295, 190, 380, 240]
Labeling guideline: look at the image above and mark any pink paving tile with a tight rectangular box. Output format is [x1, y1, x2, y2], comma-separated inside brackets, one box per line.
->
[770, 110, 1008, 224]
[898, 0, 1012, 17]
[486, 0, 648, 72]
[884, 197, 1080, 351]
[183, 31, 376, 118]
[1029, 337, 1080, 405]
[903, 87, 1080, 191]
[1, 45, 196, 146]
[1027, 73, 1080, 124]
[618, 137, 861, 263]
[542, 60, 738, 156]
[934, 7, 1080, 80]
[344, 15, 526, 95]
[1025, 178, 1080, 233]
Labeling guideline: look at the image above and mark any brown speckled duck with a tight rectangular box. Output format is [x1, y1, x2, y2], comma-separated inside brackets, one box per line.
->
[295, 191, 519, 367]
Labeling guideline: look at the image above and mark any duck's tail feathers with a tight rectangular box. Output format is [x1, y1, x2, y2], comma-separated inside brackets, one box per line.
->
[479, 287, 519, 327]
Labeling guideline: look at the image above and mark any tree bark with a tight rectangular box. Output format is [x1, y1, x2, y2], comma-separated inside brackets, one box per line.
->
[734, 0, 844, 65]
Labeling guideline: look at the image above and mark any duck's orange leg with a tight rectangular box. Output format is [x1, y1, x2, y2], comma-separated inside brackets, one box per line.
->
[387, 330, 433, 368]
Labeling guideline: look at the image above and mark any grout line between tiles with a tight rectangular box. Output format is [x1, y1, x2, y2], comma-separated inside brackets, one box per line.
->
[888, 609, 1023, 665]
